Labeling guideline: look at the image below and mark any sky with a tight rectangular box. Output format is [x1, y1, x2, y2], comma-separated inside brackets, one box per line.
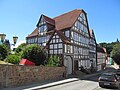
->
[0, 0, 120, 46]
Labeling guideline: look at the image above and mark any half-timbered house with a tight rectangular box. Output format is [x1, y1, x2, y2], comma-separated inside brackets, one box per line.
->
[26, 9, 94, 75]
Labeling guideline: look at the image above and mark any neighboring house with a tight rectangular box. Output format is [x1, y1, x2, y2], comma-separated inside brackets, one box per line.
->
[97, 45, 106, 71]
[26, 9, 92, 75]
[89, 29, 97, 70]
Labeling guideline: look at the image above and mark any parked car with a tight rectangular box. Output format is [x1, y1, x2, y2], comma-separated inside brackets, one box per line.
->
[98, 72, 120, 88]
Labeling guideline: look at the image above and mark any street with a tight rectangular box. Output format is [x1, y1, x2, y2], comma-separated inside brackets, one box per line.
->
[41, 67, 119, 90]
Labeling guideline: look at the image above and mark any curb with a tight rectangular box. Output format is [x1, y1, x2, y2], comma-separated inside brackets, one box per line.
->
[23, 78, 79, 90]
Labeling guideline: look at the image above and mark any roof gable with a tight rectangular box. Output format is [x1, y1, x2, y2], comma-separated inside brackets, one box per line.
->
[53, 9, 82, 30]
[37, 15, 55, 27]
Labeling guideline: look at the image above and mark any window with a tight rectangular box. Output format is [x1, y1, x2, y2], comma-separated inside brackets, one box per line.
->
[83, 26, 88, 33]
[56, 39, 59, 43]
[35, 38, 37, 43]
[59, 39, 62, 42]
[65, 30, 69, 37]
[58, 49, 62, 54]
[38, 25, 47, 33]
[80, 13, 86, 20]
[54, 50, 57, 54]
[54, 44, 57, 49]
[50, 44, 53, 49]
[53, 36, 55, 39]
[52, 39, 55, 43]
[50, 50, 53, 54]
[58, 43, 62, 48]
[39, 17, 45, 26]
[56, 35, 59, 38]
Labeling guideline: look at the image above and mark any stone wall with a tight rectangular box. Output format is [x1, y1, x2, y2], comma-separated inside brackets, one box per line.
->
[0, 64, 65, 88]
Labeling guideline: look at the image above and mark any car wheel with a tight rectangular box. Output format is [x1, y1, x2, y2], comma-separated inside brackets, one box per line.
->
[99, 84, 104, 88]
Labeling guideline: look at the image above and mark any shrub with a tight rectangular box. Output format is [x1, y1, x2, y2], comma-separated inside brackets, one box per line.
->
[21, 44, 46, 65]
[15, 43, 26, 56]
[0, 44, 9, 60]
[46, 55, 60, 66]
[15, 43, 26, 53]
[4, 54, 20, 64]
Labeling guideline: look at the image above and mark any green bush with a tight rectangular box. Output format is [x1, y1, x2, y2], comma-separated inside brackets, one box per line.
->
[46, 55, 60, 66]
[0, 44, 9, 60]
[15, 43, 26, 56]
[4, 54, 20, 64]
[21, 44, 46, 65]
[15, 43, 26, 53]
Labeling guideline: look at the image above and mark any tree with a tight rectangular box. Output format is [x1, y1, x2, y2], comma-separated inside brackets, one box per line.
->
[15, 43, 26, 56]
[3, 39, 10, 49]
[46, 55, 60, 66]
[0, 44, 8, 60]
[99, 42, 115, 54]
[111, 43, 120, 65]
[21, 44, 46, 65]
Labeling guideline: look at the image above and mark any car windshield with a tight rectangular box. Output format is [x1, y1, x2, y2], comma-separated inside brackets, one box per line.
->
[101, 73, 115, 79]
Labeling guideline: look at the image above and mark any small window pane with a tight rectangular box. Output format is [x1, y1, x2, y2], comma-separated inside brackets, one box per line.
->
[50, 45, 53, 49]
[54, 44, 57, 49]
[56, 39, 59, 43]
[58, 49, 62, 54]
[58, 43, 62, 48]
[50, 50, 53, 54]
[59, 39, 62, 42]
[54, 50, 57, 54]
[65, 31, 69, 37]
[53, 39, 55, 43]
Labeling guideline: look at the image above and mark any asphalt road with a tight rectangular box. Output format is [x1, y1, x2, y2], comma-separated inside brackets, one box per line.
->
[41, 67, 119, 90]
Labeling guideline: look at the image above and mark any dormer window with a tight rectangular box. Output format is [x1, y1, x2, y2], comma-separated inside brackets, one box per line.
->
[38, 25, 47, 33]
[39, 17, 46, 26]
[38, 16, 47, 34]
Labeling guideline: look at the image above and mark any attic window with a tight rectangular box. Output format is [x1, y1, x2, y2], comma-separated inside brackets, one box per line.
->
[38, 16, 48, 34]
[39, 17, 45, 26]
[80, 13, 86, 20]
[38, 25, 47, 33]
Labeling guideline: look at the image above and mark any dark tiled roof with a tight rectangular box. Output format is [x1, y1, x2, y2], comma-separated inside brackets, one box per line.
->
[27, 28, 38, 38]
[36, 15, 55, 27]
[43, 15, 55, 25]
[53, 9, 82, 30]
[27, 9, 83, 38]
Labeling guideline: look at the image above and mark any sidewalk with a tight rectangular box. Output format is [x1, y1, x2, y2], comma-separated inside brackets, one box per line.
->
[2, 71, 103, 90]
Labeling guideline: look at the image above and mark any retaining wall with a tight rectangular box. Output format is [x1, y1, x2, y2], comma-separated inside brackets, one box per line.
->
[0, 64, 65, 87]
